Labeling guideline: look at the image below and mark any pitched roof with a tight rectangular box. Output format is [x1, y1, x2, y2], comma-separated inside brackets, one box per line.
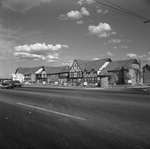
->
[106, 59, 139, 71]
[15, 66, 42, 75]
[143, 64, 150, 70]
[75, 58, 111, 72]
[44, 66, 70, 74]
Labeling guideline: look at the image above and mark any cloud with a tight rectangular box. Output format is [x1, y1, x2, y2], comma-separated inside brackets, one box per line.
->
[120, 45, 128, 49]
[107, 51, 114, 56]
[77, 0, 95, 5]
[126, 52, 150, 61]
[14, 52, 45, 60]
[126, 53, 137, 58]
[92, 57, 99, 60]
[67, 10, 83, 20]
[1, 0, 52, 13]
[97, 9, 108, 14]
[92, 51, 114, 60]
[113, 46, 119, 49]
[108, 39, 121, 44]
[14, 43, 69, 62]
[15, 43, 69, 52]
[88, 22, 114, 38]
[81, 7, 90, 16]
[14, 51, 59, 61]
[77, 20, 84, 24]
[62, 60, 73, 66]
[0, 24, 18, 60]
[60, 7, 90, 21]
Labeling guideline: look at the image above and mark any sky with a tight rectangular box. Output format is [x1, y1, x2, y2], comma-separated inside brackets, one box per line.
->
[0, 0, 150, 78]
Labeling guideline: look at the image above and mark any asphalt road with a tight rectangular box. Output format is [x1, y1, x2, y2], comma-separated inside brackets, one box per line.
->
[0, 87, 150, 149]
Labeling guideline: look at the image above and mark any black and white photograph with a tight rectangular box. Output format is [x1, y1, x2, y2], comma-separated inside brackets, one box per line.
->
[0, 0, 150, 148]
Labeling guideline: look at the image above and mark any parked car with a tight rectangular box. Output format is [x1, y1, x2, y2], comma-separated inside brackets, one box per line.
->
[1, 80, 15, 89]
[13, 80, 22, 87]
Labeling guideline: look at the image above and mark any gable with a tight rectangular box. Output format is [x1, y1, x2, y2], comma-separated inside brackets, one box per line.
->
[35, 68, 43, 74]
[70, 60, 81, 72]
[97, 61, 110, 75]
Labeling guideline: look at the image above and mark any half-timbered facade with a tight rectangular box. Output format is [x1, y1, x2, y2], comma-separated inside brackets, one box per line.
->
[44, 66, 70, 84]
[69, 60, 82, 82]
[69, 58, 111, 84]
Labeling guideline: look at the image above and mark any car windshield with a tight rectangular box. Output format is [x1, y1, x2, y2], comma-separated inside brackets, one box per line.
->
[3, 80, 11, 83]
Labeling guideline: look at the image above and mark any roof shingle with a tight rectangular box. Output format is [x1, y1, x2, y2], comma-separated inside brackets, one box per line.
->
[75, 58, 111, 72]
[106, 59, 139, 71]
[15, 66, 43, 75]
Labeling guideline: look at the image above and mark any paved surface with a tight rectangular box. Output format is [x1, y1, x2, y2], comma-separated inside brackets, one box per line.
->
[0, 87, 150, 149]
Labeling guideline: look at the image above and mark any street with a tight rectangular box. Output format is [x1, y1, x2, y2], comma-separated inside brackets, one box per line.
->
[0, 87, 150, 149]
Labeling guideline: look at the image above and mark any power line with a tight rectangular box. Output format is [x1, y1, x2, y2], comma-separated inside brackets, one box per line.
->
[104, 0, 149, 21]
[95, 0, 150, 23]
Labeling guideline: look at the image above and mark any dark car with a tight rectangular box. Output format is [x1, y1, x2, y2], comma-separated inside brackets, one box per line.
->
[13, 80, 22, 87]
[1, 80, 15, 89]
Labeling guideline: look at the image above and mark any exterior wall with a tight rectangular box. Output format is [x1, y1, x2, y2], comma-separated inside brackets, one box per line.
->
[143, 66, 150, 84]
[59, 73, 69, 83]
[12, 73, 24, 83]
[126, 69, 140, 85]
[31, 74, 36, 82]
[69, 60, 83, 82]
[47, 74, 59, 83]
[83, 70, 97, 83]
[108, 70, 124, 85]
[100, 77, 109, 88]
[24, 74, 31, 82]
[108, 68, 140, 85]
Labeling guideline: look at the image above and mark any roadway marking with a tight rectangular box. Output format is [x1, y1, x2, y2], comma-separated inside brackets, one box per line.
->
[16, 102, 86, 121]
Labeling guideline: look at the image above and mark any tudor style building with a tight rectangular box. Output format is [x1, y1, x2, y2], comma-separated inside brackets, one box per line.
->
[106, 59, 141, 85]
[13, 58, 142, 87]
[44, 66, 70, 84]
[13, 65, 70, 84]
[13, 66, 43, 83]
[143, 64, 150, 84]
[69, 58, 111, 84]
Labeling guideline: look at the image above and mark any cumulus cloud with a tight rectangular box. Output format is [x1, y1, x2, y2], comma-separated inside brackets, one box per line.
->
[113, 46, 119, 49]
[77, 20, 84, 24]
[81, 7, 90, 16]
[14, 43, 69, 62]
[108, 39, 121, 44]
[120, 45, 128, 49]
[126, 53, 137, 58]
[62, 60, 73, 66]
[77, 0, 95, 5]
[88, 22, 114, 38]
[60, 7, 90, 21]
[15, 43, 68, 52]
[107, 51, 114, 56]
[126, 53, 150, 61]
[14, 52, 45, 60]
[97, 9, 108, 14]
[1, 0, 52, 12]
[14, 51, 59, 61]
[67, 10, 83, 20]
[92, 57, 99, 60]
